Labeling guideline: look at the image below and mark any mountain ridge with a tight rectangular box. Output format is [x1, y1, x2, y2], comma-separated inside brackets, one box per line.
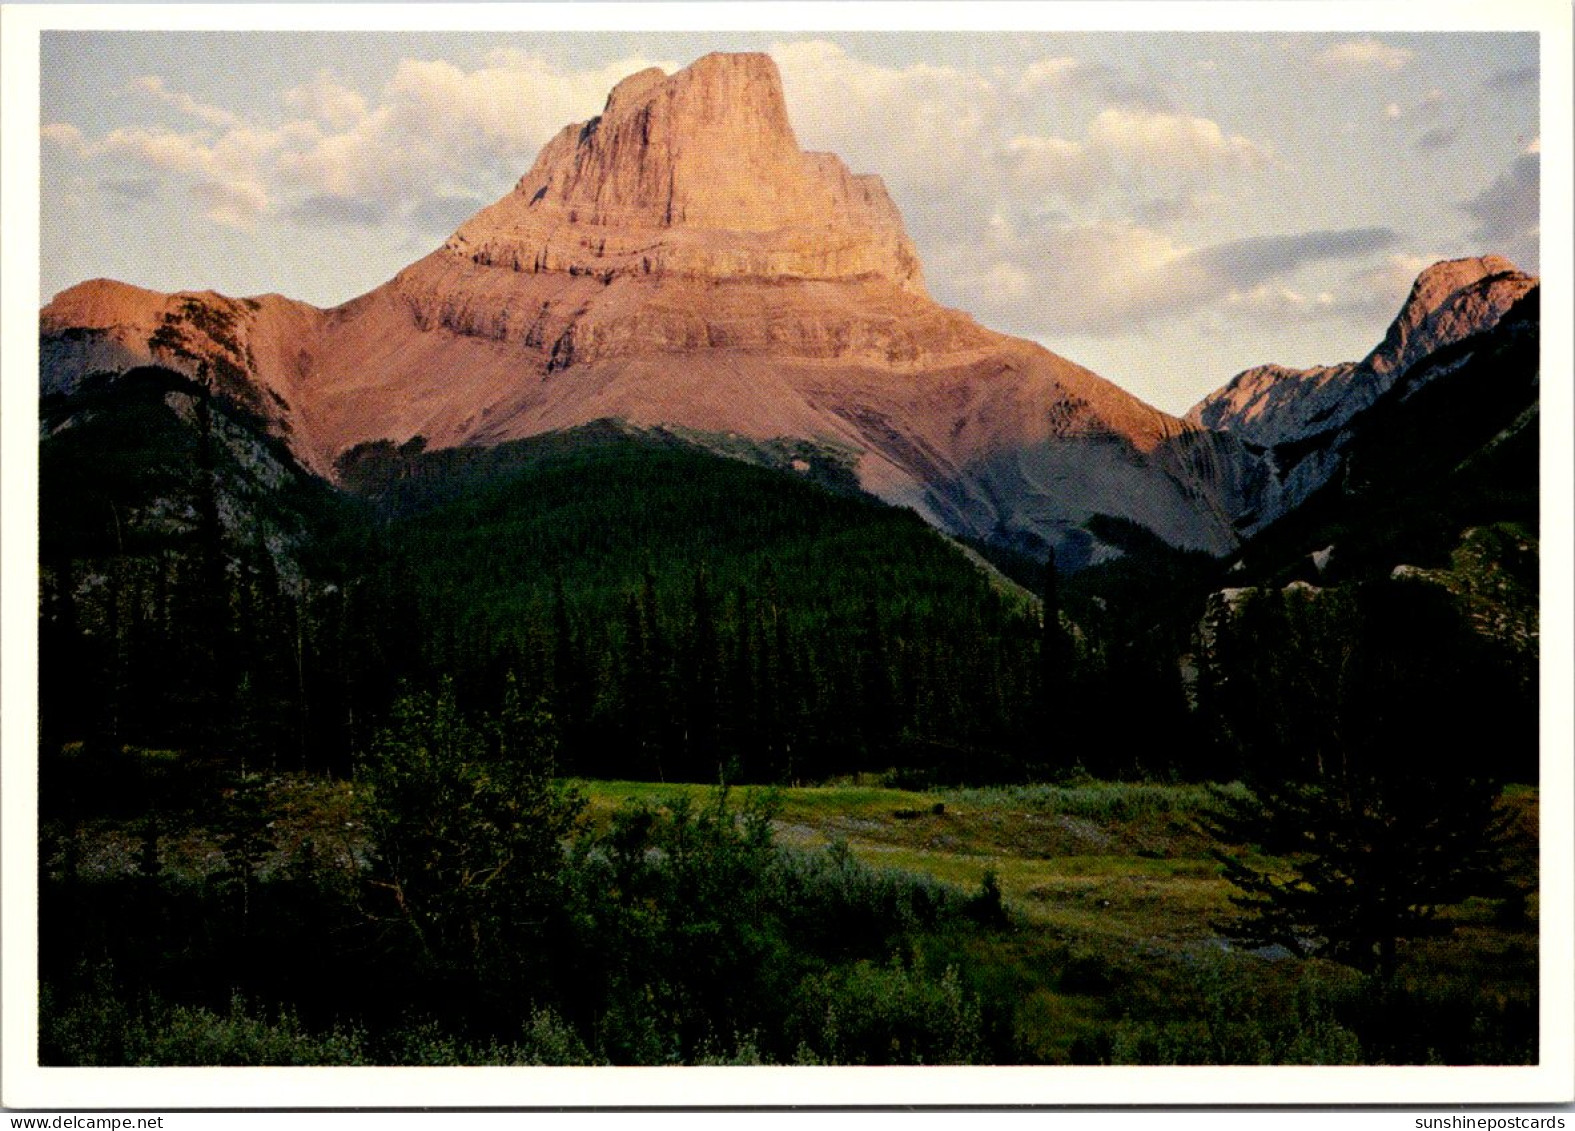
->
[41, 52, 1240, 561]
[38, 52, 1533, 565]
[1184, 254, 1537, 537]
[1187, 255, 1536, 448]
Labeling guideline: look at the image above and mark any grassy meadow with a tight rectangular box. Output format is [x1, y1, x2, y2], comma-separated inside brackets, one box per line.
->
[42, 759, 1538, 1067]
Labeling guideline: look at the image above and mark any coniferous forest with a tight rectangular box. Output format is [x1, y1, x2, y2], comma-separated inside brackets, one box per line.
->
[37, 353, 1540, 1068]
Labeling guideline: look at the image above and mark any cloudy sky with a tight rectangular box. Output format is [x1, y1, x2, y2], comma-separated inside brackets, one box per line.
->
[38, 28, 1540, 413]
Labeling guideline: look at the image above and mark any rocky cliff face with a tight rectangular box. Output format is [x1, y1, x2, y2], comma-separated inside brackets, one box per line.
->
[40, 53, 1310, 562]
[1189, 256, 1536, 449]
[444, 53, 926, 294]
[1185, 255, 1537, 535]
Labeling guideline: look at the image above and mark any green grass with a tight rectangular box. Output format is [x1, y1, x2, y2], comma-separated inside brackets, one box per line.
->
[574, 778, 1246, 948]
[572, 776, 1538, 975]
[50, 771, 1539, 1064]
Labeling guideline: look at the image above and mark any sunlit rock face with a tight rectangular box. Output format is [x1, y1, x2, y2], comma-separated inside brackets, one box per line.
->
[1185, 255, 1538, 537]
[48, 52, 1373, 562]
[1188, 256, 1537, 449]
[444, 53, 927, 294]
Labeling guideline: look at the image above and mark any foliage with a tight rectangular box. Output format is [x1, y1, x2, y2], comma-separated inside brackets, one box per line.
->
[36, 352, 1541, 1067]
[790, 958, 987, 1065]
[42, 979, 370, 1067]
[360, 680, 586, 1014]
[41, 971, 597, 1067]
[40, 763, 1535, 1066]
[341, 436, 1046, 783]
[948, 780, 1236, 823]
[555, 787, 1004, 1064]
[1205, 580, 1518, 977]
[1106, 957, 1362, 1065]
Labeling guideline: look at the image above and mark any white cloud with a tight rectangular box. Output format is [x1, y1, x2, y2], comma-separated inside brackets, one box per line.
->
[1015, 56, 1084, 95]
[1087, 107, 1270, 170]
[190, 180, 268, 228]
[1001, 107, 1268, 209]
[938, 220, 1201, 335]
[41, 121, 85, 150]
[98, 127, 224, 178]
[49, 42, 1274, 264]
[283, 72, 368, 131]
[44, 54, 675, 237]
[131, 75, 242, 129]
[937, 221, 1398, 338]
[1223, 284, 1337, 318]
[773, 38, 996, 194]
[1001, 133, 1101, 201]
[1316, 38, 1414, 74]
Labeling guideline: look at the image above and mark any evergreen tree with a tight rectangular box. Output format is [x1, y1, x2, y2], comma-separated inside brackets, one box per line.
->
[1207, 580, 1518, 979]
[858, 594, 897, 758]
[1035, 547, 1074, 778]
[682, 568, 722, 781]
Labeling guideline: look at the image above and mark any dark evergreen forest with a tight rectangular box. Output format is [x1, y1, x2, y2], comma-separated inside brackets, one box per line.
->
[41, 376, 1227, 788]
[35, 341, 1540, 1066]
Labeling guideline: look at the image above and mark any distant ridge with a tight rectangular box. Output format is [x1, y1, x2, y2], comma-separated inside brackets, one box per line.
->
[1185, 255, 1538, 536]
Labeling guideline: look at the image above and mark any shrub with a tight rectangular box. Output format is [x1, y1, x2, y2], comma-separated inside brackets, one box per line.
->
[1106, 956, 1362, 1065]
[359, 680, 585, 1002]
[772, 839, 966, 958]
[42, 977, 368, 1067]
[790, 957, 987, 1065]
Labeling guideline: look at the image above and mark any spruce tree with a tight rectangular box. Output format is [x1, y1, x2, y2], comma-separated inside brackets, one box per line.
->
[1035, 547, 1073, 778]
[1206, 580, 1518, 980]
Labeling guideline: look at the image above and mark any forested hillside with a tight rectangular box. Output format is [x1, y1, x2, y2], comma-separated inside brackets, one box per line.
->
[36, 332, 1540, 1068]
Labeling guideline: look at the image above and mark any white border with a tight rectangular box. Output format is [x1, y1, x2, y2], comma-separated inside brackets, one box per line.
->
[3, 1, 1572, 1111]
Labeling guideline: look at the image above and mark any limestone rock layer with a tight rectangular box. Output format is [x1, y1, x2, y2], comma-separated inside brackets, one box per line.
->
[57, 51, 1486, 562]
[443, 52, 926, 294]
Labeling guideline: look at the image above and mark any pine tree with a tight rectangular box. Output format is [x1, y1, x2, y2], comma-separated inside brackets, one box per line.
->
[683, 567, 722, 781]
[858, 593, 897, 758]
[1035, 547, 1074, 778]
[1206, 580, 1518, 979]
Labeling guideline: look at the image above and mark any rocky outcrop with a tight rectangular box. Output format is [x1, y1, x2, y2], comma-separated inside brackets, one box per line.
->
[41, 278, 330, 468]
[441, 53, 926, 294]
[1188, 256, 1536, 449]
[39, 52, 1272, 562]
[1185, 256, 1538, 535]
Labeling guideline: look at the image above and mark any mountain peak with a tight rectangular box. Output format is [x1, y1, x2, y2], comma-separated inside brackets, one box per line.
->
[442, 52, 925, 293]
[1366, 254, 1535, 378]
[600, 65, 669, 118]
[42, 51, 1242, 563]
[1188, 254, 1537, 447]
[1412, 253, 1520, 295]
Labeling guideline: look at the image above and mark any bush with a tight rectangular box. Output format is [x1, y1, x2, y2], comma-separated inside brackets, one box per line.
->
[772, 839, 967, 959]
[359, 679, 585, 1013]
[42, 976, 368, 1067]
[1106, 956, 1362, 1065]
[790, 957, 987, 1065]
